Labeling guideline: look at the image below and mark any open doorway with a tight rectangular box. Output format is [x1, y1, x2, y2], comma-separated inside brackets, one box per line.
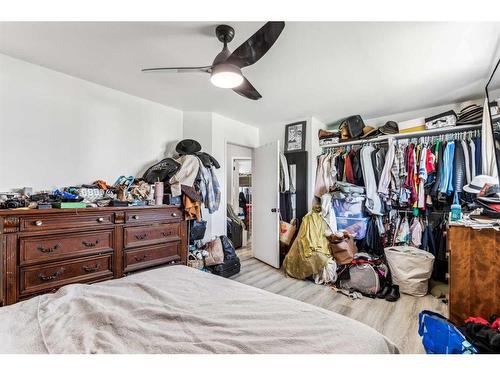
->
[226, 143, 253, 260]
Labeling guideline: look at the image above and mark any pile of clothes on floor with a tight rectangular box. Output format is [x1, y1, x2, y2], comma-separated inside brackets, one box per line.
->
[282, 204, 402, 302]
[188, 235, 241, 278]
[419, 310, 500, 354]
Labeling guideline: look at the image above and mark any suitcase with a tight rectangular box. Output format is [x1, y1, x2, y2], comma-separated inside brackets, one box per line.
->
[209, 257, 241, 278]
[226, 219, 243, 249]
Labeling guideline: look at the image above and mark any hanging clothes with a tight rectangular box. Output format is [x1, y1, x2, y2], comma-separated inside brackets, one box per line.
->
[280, 152, 291, 193]
[314, 154, 328, 198]
[453, 140, 466, 193]
[378, 138, 396, 198]
[353, 148, 365, 186]
[439, 141, 455, 196]
[169, 154, 200, 197]
[360, 145, 383, 215]
[481, 98, 498, 178]
[344, 150, 355, 184]
[469, 138, 476, 178]
[461, 139, 471, 184]
[409, 217, 423, 247]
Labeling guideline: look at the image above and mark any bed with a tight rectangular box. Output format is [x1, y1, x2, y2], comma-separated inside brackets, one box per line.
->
[0, 265, 399, 354]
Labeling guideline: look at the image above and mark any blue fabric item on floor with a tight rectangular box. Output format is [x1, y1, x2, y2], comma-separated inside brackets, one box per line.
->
[418, 310, 478, 354]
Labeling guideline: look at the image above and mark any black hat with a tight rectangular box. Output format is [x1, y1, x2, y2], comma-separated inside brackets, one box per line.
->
[379, 121, 399, 135]
[176, 139, 202, 155]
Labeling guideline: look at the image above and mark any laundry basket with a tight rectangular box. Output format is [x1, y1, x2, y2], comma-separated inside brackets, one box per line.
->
[384, 246, 435, 297]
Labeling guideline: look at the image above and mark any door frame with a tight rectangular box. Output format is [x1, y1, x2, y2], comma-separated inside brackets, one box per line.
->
[225, 141, 254, 253]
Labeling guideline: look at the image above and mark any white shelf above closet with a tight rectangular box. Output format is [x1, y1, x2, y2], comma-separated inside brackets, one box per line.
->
[320, 124, 482, 148]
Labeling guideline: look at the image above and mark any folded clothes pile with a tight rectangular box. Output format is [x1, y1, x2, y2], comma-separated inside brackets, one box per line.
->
[456, 104, 483, 125]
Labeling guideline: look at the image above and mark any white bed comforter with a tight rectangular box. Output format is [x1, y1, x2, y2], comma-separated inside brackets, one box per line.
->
[0, 265, 399, 354]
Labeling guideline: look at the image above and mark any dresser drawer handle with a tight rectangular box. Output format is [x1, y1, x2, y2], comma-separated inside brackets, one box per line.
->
[97, 217, 105, 223]
[134, 254, 148, 262]
[83, 264, 100, 273]
[132, 215, 140, 220]
[34, 220, 43, 226]
[171, 213, 178, 217]
[82, 240, 100, 248]
[37, 244, 60, 253]
[38, 268, 65, 282]
[135, 233, 148, 240]
[162, 231, 174, 237]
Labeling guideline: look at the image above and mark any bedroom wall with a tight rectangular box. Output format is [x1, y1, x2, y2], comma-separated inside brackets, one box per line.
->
[182, 112, 259, 239]
[211, 113, 259, 237]
[226, 143, 253, 211]
[0, 53, 184, 192]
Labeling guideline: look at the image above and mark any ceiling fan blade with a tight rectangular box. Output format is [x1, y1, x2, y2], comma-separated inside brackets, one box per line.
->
[232, 77, 262, 100]
[225, 21, 285, 68]
[141, 66, 212, 74]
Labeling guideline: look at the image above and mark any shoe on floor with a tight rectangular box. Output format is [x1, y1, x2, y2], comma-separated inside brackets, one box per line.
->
[376, 284, 391, 299]
[385, 285, 400, 302]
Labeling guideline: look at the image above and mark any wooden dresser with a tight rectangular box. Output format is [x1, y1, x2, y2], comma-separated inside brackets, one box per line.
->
[447, 224, 499, 324]
[0, 205, 187, 306]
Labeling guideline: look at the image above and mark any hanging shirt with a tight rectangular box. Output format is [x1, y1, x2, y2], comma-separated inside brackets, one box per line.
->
[396, 216, 410, 244]
[314, 154, 328, 198]
[404, 144, 418, 205]
[279, 152, 291, 193]
[461, 139, 471, 184]
[439, 141, 455, 195]
[417, 146, 427, 208]
[360, 145, 383, 215]
[474, 136, 482, 177]
[378, 138, 396, 197]
[469, 138, 476, 178]
[409, 217, 423, 247]
[344, 150, 355, 184]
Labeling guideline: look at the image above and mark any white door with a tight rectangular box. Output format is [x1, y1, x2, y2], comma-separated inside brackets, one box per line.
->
[252, 140, 280, 268]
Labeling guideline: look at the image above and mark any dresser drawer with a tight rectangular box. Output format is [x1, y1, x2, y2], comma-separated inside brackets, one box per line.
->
[19, 230, 113, 266]
[19, 254, 113, 296]
[20, 213, 113, 232]
[123, 243, 181, 273]
[125, 208, 182, 224]
[124, 223, 181, 248]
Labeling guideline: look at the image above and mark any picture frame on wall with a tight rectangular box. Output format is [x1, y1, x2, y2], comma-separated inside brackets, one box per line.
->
[284, 121, 306, 153]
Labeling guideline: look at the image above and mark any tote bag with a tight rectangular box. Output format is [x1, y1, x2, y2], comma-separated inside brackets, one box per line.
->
[384, 246, 435, 296]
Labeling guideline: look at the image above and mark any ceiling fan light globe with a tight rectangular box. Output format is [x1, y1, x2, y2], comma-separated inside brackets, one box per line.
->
[210, 64, 243, 88]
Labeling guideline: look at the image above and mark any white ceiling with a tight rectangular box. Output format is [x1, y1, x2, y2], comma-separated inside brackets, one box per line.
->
[1, 22, 500, 128]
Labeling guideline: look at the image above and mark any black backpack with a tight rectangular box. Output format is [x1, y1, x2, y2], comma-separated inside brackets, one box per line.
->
[142, 158, 181, 184]
[219, 235, 237, 261]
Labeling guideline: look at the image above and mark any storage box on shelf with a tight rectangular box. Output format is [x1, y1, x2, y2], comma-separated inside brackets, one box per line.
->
[0, 205, 187, 306]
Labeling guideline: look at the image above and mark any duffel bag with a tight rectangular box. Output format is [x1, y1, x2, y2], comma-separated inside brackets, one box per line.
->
[339, 262, 380, 296]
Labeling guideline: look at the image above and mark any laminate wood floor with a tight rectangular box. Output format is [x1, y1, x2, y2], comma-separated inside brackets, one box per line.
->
[230, 257, 448, 354]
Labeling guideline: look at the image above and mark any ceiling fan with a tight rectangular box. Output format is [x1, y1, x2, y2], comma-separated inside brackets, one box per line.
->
[141, 22, 285, 100]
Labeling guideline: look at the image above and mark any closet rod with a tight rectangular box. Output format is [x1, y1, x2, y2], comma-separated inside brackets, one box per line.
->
[320, 124, 481, 148]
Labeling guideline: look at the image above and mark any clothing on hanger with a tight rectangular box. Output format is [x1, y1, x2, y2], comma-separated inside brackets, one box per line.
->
[378, 138, 396, 198]
[360, 145, 383, 215]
